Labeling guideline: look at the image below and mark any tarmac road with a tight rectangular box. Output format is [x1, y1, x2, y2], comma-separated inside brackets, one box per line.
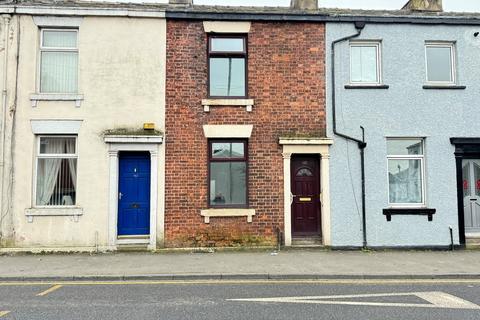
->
[1, 279, 480, 320]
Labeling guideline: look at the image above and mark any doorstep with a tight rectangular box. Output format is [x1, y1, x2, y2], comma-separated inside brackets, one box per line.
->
[466, 236, 480, 249]
[291, 236, 323, 248]
[117, 235, 150, 245]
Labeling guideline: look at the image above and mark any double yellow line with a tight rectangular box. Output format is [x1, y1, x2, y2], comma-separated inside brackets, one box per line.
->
[0, 278, 479, 286]
[0, 279, 478, 318]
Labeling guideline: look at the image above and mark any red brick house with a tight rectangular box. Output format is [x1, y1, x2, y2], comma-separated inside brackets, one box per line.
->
[165, 1, 333, 248]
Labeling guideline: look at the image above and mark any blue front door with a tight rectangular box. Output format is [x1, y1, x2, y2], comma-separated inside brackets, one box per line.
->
[118, 152, 151, 236]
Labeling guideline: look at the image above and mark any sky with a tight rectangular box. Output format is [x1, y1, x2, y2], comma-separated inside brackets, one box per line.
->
[93, 0, 480, 12]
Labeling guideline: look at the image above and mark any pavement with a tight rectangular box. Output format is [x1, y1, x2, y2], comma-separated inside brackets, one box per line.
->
[1, 249, 480, 281]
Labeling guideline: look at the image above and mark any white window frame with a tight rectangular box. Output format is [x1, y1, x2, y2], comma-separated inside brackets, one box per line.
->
[386, 138, 426, 208]
[424, 41, 456, 85]
[33, 135, 78, 208]
[349, 41, 382, 85]
[38, 28, 79, 94]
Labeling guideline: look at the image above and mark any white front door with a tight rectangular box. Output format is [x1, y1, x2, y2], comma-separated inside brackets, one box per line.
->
[462, 159, 480, 233]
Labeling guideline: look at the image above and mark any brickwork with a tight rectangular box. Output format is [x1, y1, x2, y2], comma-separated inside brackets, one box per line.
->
[165, 20, 326, 247]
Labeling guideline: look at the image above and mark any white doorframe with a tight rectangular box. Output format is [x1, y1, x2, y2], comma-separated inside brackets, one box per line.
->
[279, 138, 333, 247]
[105, 136, 163, 250]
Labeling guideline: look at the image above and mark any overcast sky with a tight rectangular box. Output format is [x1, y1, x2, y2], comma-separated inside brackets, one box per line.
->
[97, 0, 480, 12]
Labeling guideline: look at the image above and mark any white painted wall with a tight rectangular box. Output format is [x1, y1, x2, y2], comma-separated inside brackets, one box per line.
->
[7, 15, 166, 250]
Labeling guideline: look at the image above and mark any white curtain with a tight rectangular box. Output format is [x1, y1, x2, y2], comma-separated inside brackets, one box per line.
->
[36, 139, 64, 206]
[66, 139, 77, 189]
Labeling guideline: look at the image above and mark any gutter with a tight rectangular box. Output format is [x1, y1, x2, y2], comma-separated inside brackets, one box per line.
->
[0, 5, 166, 18]
[331, 21, 368, 249]
[165, 11, 480, 26]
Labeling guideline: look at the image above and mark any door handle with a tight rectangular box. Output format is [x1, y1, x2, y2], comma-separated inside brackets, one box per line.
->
[119, 192, 123, 200]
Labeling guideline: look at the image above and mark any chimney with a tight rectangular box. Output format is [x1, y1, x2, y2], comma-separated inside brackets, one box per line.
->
[402, 0, 443, 12]
[169, 0, 193, 6]
[290, 0, 318, 10]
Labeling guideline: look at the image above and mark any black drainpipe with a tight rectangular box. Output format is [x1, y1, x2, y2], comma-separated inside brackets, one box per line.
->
[331, 21, 368, 249]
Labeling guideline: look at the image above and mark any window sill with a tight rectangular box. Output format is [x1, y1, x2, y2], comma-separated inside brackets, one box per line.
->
[344, 84, 389, 89]
[201, 98, 254, 112]
[383, 208, 436, 222]
[200, 208, 255, 223]
[25, 207, 83, 223]
[422, 85, 466, 90]
[30, 93, 84, 108]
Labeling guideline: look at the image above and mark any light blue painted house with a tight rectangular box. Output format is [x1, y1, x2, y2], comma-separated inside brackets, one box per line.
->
[326, 0, 480, 248]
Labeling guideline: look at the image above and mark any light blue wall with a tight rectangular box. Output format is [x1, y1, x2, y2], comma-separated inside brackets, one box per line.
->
[326, 23, 480, 247]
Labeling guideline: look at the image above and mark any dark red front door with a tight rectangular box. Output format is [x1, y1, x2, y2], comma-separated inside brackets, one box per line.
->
[291, 155, 321, 236]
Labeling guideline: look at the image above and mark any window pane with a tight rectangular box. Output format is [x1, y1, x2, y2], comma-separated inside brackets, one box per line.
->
[475, 162, 480, 197]
[297, 168, 313, 177]
[387, 139, 423, 156]
[426, 46, 453, 82]
[36, 158, 77, 206]
[40, 137, 76, 154]
[42, 30, 77, 48]
[231, 143, 244, 158]
[211, 38, 244, 52]
[210, 162, 246, 206]
[388, 159, 423, 204]
[209, 58, 245, 97]
[40, 51, 78, 93]
[212, 142, 244, 159]
[351, 45, 378, 83]
[463, 161, 471, 197]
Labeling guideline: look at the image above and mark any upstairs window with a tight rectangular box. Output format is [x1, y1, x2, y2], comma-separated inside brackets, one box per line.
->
[40, 29, 78, 93]
[425, 42, 456, 84]
[350, 41, 381, 84]
[208, 35, 247, 98]
[208, 140, 248, 207]
[36, 136, 77, 207]
[387, 139, 425, 207]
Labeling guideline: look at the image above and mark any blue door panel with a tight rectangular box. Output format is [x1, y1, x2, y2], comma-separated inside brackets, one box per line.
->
[118, 152, 151, 236]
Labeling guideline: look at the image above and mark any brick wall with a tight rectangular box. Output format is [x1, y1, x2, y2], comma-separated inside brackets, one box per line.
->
[165, 20, 326, 247]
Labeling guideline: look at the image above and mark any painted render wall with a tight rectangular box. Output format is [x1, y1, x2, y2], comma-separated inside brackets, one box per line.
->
[7, 16, 166, 250]
[326, 23, 480, 247]
[0, 14, 18, 247]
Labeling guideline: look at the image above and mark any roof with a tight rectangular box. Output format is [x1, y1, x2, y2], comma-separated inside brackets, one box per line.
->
[1, 1, 480, 25]
[4, 0, 168, 10]
[166, 5, 480, 25]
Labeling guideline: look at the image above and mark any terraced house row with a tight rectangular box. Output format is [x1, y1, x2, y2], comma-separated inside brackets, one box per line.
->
[0, 0, 479, 252]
